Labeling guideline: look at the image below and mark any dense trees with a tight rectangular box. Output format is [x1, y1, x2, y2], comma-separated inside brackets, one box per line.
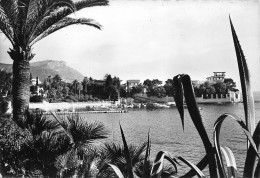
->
[0, 70, 12, 97]
[142, 79, 166, 97]
[8, 72, 239, 103]
[193, 79, 238, 97]
[40, 74, 121, 102]
[0, 111, 108, 177]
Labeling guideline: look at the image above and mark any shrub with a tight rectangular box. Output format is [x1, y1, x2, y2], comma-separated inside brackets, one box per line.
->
[66, 95, 78, 102]
[30, 95, 43, 102]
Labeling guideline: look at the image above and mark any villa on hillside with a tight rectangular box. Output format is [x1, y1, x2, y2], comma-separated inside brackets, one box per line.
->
[192, 72, 241, 103]
[31, 78, 42, 86]
[206, 72, 226, 84]
[126, 79, 140, 91]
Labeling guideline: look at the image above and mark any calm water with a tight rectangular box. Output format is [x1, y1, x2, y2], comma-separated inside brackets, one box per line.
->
[80, 102, 260, 176]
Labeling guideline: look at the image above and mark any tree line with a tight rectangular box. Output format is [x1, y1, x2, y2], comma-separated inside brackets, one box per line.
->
[0, 70, 239, 103]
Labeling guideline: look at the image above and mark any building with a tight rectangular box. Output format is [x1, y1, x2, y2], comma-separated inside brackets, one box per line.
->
[206, 72, 226, 84]
[192, 80, 204, 88]
[31, 77, 42, 86]
[126, 80, 140, 91]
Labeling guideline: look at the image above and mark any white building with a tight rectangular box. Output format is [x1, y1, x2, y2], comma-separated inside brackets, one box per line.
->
[31, 78, 42, 86]
[206, 72, 226, 84]
[126, 79, 140, 91]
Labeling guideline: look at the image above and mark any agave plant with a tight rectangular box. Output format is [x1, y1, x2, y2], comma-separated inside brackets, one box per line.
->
[168, 17, 260, 178]
[96, 141, 147, 177]
[103, 125, 205, 178]
[107, 16, 260, 178]
[0, 0, 109, 128]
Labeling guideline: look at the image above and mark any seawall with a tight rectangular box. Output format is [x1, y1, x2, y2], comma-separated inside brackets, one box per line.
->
[29, 101, 119, 112]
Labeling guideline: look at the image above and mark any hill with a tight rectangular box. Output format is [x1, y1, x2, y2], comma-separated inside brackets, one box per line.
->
[0, 60, 84, 83]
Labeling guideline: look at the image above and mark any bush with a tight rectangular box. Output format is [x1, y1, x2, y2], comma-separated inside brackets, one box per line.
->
[66, 95, 78, 102]
[30, 95, 43, 102]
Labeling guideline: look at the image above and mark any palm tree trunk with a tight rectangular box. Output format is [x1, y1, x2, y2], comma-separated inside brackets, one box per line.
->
[8, 48, 33, 128]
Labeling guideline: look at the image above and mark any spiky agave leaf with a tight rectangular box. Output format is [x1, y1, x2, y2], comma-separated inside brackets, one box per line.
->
[244, 121, 260, 177]
[220, 147, 238, 178]
[150, 151, 178, 178]
[172, 75, 184, 129]
[213, 113, 259, 177]
[142, 129, 151, 178]
[172, 74, 217, 176]
[229, 16, 255, 135]
[97, 141, 147, 178]
[120, 124, 134, 178]
[181, 154, 208, 177]
[177, 156, 205, 178]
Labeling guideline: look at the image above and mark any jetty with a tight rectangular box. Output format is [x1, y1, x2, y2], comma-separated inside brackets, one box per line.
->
[43, 110, 128, 115]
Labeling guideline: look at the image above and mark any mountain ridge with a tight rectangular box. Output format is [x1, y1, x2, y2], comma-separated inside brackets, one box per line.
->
[0, 60, 84, 83]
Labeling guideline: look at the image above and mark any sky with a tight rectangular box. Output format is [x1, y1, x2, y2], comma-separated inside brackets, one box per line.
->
[0, 0, 260, 90]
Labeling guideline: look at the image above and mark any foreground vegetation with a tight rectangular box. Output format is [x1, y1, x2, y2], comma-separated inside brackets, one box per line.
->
[0, 0, 259, 177]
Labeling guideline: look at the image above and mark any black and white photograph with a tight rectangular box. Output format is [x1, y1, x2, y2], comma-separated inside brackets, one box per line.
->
[0, 0, 259, 177]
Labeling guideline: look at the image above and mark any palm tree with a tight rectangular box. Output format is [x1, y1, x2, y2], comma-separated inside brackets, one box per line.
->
[0, 0, 109, 127]
[82, 77, 89, 95]
[72, 79, 79, 95]
[1, 111, 109, 177]
[52, 113, 109, 177]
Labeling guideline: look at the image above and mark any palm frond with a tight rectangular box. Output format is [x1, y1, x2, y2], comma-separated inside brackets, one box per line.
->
[56, 149, 79, 177]
[27, 6, 73, 45]
[78, 149, 100, 177]
[29, 17, 101, 46]
[24, 110, 60, 136]
[20, 131, 73, 176]
[25, 0, 75, 43]
[130, 142, 147, 165]
[51, 113, 108, 150]
[0, 0, 19, 43]
[0, 3, 15, 45]
[67, 114, 108, 147]
[74, 0, 109, 11]
[229, 16, 255, 135]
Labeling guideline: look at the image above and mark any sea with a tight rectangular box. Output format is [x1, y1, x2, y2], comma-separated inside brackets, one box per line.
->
[80, 91, 260, 177]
